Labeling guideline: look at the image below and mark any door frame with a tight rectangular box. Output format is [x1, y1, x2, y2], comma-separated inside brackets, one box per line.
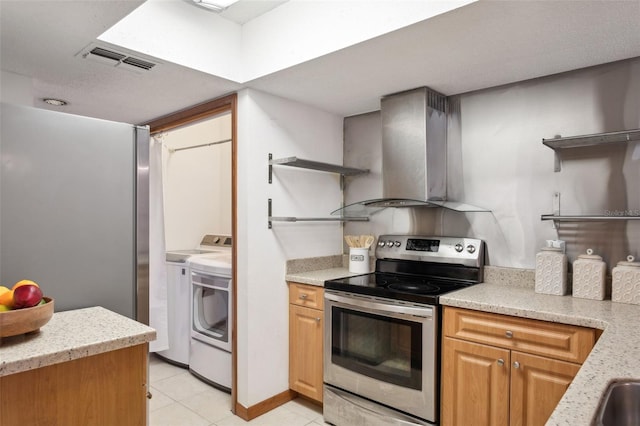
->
[143, 93, 238, 412]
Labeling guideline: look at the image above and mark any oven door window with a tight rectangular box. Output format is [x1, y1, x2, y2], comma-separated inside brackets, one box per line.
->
[192, 277, 230, 343]
[331, 306, 422, 390]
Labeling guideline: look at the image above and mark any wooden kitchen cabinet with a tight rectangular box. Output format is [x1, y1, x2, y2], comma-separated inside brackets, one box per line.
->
[442, 337, 510, 426]
[288, 282, 324, 403]
[441, 307, 597, 426]
[509, 351, 581, 426]
[1, 343, 148, 425]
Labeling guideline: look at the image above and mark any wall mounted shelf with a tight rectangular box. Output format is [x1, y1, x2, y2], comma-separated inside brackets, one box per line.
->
[268, 199, 369, 229]
[541, 215, 640, 222]
[268, 154, 368, 185]
[542, 128, 640, 172]
[541, 192, 639, 227]
[267, 153, 370, 229]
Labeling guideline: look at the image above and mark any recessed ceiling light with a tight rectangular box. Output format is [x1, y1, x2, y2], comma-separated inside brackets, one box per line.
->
[43, 98, 67, 106]
[191, 0, 239, 12]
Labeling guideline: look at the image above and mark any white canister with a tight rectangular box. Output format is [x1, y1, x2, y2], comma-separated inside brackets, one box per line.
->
[572, 249, 607, 300]
[535, 240, 568, 295]
[349, 247, 370, 274]
[612, 255, 640, 305]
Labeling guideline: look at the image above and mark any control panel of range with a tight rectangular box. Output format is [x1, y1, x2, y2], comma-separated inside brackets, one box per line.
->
[375, 235, 484, 268]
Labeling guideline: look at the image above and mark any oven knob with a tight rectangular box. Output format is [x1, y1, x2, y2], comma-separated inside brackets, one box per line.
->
[455, 243, 464, 252]
[466, 245, 476, 254]
[378, 240, 386, 248]
[386, 240, 394, 248]
[394, 241, 401, 247]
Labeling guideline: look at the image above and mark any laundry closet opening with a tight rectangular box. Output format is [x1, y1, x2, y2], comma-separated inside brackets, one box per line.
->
[145, 94, 238, 410]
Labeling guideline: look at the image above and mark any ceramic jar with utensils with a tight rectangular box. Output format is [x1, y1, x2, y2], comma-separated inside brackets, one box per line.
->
[572, 248, 607, 300]
[535, 240, 568, 295]
[612, 255, 640, 305]
[345, 235, 375, 273]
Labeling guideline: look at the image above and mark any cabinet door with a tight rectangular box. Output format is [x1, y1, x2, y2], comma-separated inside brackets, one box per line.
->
[509, 351, 581, 426]
[289, 304, 323, 402]
[441, 337, 510, 426]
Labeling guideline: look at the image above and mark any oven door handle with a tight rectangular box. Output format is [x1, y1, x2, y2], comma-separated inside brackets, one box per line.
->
[324, 292, 433, 318]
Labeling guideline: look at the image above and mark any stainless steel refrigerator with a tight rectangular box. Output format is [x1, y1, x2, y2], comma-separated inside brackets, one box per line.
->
[1, 103, 149, 323]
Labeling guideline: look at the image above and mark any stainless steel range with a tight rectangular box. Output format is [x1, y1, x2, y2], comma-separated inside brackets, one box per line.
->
[323, 235, 485, 426]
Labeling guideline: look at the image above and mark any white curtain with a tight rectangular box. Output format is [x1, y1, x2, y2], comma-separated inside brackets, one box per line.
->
[148, 136, 169, 352]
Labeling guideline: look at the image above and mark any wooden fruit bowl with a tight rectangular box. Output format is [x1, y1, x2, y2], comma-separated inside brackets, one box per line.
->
[0, 297, 54, 338]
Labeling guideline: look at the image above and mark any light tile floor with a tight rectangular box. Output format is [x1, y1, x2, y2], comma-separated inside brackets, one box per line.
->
[149, 354, 327, 426]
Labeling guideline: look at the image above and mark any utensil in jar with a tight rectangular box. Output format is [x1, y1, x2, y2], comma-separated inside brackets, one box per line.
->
[363, 235, 375, 249]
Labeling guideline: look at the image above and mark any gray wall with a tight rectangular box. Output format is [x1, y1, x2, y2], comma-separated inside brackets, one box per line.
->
[344, 58, 640, 273]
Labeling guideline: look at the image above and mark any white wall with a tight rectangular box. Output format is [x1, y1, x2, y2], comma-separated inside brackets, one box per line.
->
[235, 88, 343, 407]
[161, 113, 232, 250]
[345, 58, 640, 272]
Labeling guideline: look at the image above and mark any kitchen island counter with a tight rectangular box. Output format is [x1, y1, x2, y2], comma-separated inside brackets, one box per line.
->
[0, 306, 155, 425]
[0, 305, 155, 377]
[441, 283, 640, 426]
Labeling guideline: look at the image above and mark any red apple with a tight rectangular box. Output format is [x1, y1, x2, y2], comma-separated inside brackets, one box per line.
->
[13, 284, 43, 309]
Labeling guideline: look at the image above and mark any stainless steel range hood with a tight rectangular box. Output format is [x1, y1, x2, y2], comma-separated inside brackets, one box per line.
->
[334, 87, 489, 216]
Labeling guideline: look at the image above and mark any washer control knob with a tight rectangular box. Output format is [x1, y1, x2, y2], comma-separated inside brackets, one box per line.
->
[394, 241, 401, 247]
[378, 240, 386, 248]
[455, 243, 464, 252]
[467, 245, 476, 254]
[386, 240, 394, 248]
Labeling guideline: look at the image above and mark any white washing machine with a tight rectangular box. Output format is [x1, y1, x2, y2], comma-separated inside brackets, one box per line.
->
[189, 243, 232, 391]
[157, 235, 231, 367]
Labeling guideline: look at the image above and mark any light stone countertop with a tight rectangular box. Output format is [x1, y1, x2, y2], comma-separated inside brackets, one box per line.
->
[285, 254, 374, 286]
[0, 306, 156, 377]
[285, 267, 360, 286]
[440, 283, 640, 426]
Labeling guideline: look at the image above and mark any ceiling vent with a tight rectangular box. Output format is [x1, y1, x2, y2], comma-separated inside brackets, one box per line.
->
[77, 44, 158, 73]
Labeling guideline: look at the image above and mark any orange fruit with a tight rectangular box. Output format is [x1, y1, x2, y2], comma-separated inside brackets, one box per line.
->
[0, 286, 14, 309]
[12, 279, 39, 290]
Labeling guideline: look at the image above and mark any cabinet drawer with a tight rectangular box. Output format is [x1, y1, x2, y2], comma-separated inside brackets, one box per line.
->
[443, 307, 596, 364]
[289, 282, 324, 310]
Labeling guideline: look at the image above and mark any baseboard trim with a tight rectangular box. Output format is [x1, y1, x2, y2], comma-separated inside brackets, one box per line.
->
[234, 389, 297, 421]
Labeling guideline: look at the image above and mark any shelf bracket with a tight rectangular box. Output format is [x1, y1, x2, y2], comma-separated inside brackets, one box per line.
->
[551, 192, 561, 229]
[268, 198, 273, 229]
[268, 153, 273, 184]
[553, 152, 562, 172]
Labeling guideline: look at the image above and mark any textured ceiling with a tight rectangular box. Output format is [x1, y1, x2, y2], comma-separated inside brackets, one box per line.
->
[1, 0, 639, 124]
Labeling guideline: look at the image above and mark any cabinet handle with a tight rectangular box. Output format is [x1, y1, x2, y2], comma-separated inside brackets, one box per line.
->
[513, 361, 520, 369]
[146, 391, 153, 399]
[316, 317, 321, 322]
[497, 359, 505, 366]
[299, 294, 308, 299]
[505, 330, 513, 338]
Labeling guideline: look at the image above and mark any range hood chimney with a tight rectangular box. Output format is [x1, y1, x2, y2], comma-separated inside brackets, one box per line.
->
[335, 87, 489, 215]
[381, 87, 447, 204]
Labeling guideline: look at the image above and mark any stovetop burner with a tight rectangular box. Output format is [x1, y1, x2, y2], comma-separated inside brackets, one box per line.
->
[324, 271, 477, 305]
[386, 282, 441, 294]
